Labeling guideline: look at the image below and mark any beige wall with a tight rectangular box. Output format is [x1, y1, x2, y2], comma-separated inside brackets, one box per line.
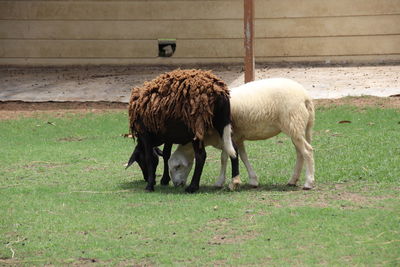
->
[0, 0, 399, 66]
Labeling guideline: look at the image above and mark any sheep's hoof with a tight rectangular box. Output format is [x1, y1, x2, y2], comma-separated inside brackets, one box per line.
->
[248, 180, 259, 188]
[160, 177, 170, 186]
[185, 185, 199, 193]
[302, 181, 314, 190]
[228, 176, 241, 191]
[287, 183, 297, 187]
[145, 185, 155, 192]
[228, 183, 240, 191]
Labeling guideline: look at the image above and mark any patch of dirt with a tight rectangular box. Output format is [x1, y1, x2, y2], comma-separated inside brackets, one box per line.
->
[210, 259, 228, 266]
[57, 137, 86, 142]
[22, 161, 67, 170]
[209, 231, 258, 245]
[0, 100, 127, 111]
[73, 257, 100, 266]
[2, 65, 400, 102]
[0, 101, 127, 120]
[280, 183, 397, 210]
[84, 166, 107, 172]
[0, 96, 399, 121]
[315, 96, 400, 109]
[201, 217, 259, 246]
[0, 258, 15, 265]
[116, 259, 154, 267]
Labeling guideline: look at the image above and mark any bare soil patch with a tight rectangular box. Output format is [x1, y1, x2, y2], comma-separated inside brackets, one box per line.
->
[0, 101, 128, 120]
[282, 182, 398, 210]
[0, 96, 399, 121]
[0, 101, 127, 111]
[315, 96, 400, 109]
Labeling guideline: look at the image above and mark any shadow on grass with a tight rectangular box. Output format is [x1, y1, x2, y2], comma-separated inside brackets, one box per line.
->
[118, 179, 301, 195]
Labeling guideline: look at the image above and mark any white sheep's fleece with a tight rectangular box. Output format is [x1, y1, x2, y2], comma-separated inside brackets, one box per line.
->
[229, 78, 313, 141]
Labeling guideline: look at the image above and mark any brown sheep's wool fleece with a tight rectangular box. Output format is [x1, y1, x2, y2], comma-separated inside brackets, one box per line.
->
[128, 69, 230, 140]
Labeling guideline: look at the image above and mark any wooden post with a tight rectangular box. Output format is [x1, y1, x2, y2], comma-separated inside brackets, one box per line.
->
[244, 0, 255, 83]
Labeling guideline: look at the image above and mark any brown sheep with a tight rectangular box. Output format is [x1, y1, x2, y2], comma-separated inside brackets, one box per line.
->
[126, 69, 237, 193]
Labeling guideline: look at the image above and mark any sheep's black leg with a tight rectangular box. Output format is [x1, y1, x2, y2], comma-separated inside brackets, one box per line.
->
[138, 161, 148, 182]
[229, 144, 242, 190]
[186, 140, 206, 193]
[160, 143, 172, 186]
[231, 146, 240, 178]
[140, 136, 157, 192]
[137, 147, 149, 182]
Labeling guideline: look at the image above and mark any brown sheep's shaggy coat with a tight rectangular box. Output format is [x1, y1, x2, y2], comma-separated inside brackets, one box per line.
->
[128, 69, 230, 140]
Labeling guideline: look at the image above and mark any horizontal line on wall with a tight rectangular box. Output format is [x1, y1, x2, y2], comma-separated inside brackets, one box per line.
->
[261, 53, 400, 58]
[259, 13, 400, 20]
[2, 34, 400, 41]
[3, 53, 400, 60]
[1, 13, 400, 22]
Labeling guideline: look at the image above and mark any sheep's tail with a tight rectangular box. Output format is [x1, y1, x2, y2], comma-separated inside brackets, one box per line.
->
[222, 124, 237, 158]
[305, 99, 315, 143]
[214, 94, 236, 158]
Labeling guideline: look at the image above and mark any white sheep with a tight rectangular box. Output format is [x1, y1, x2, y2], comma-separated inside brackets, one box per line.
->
[169, 78, 315, 190]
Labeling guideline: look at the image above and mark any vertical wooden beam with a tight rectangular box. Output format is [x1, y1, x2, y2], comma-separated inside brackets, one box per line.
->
[244, 0, 255, 83]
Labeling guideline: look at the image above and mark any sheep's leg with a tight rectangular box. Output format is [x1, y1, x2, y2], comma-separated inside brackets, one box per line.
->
[186, 140, 206, 193]
[228, 145, 241, 191]
[303, 143, 315, 190]
[214, 150, 228, 188]
[237, 142, 258, 187]
[136, 145, 150, 182]
[140, 136, 157, 192]
[138, 154, 149, 182]
[287, 147, 304, 187]
[160, 143, 172, 186]
[290, 137, 314, 190]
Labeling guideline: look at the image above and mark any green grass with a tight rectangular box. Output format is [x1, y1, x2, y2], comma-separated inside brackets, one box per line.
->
[1, 105, 399, 266]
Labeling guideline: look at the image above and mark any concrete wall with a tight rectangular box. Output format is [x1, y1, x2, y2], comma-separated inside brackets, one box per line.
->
[0, 0, 399, 66]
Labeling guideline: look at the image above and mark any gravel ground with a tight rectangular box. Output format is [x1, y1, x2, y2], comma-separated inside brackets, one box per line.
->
[0, 64, 399, 103]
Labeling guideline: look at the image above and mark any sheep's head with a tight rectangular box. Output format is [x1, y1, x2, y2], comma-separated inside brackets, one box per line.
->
[126, 143, 159, 182]
[168, 145, 195, 186]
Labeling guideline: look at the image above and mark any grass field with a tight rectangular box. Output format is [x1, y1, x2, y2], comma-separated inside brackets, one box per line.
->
[1, 101, 399, 266]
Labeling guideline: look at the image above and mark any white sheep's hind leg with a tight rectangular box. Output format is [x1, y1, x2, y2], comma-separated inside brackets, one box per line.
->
[214, 150, 228, 188]
[237, 142, 258, 187]
[291, 137, 315, 190]
[303, 143, 315, 190]
[287, 147, 304, 187]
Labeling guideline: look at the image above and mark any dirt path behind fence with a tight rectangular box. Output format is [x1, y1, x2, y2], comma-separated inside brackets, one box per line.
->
[1, 64, 399, 103]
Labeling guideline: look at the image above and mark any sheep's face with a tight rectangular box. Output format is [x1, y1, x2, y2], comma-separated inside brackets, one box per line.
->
[168, 152, 194, 187]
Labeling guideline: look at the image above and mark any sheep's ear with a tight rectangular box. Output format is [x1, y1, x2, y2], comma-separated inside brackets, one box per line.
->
[125, 152, 137, 169]
[126, 146, 140, 169]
